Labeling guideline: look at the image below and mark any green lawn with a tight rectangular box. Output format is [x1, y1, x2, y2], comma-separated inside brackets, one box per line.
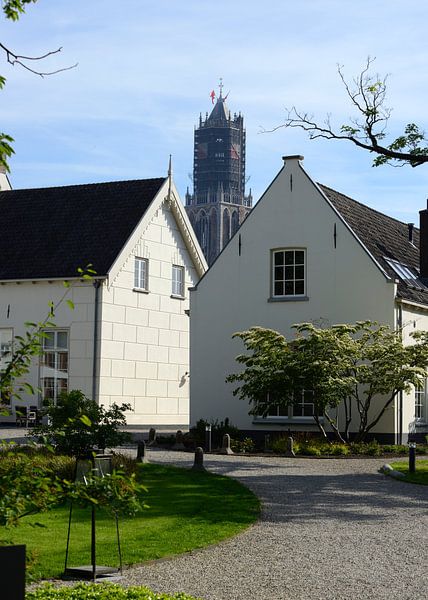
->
[6, 463, 260, 580]
[390, 459, 428, 485]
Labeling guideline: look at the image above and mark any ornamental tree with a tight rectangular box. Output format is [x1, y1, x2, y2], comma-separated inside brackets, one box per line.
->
[227, 321, 428, 442]
[33, 390, 132, 456]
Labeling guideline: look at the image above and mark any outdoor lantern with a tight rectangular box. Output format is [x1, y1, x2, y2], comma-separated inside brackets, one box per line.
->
[205, 423, 212, 452]
[64, 453, 122, 581]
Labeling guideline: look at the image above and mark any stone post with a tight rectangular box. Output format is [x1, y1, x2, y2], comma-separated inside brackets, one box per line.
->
[285, 436, 295, 457]
[191, 447, 206, 471]
[137, 440, 148, 463]
[173, 429, 186, 450]
[147, 428, 157, 447]
[220, 433, 234, 455]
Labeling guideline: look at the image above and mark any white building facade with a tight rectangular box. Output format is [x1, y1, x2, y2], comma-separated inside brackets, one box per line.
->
[189, 155, 428, 443]
[0, 175, 206, 427]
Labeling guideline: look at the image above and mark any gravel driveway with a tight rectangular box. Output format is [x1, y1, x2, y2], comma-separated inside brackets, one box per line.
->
[123, 449, 427, 600]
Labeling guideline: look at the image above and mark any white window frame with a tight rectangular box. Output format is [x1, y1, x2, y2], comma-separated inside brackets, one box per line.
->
[134, 257, 149, 292]
[172, 265, 185, 298]
[40, 329, 69, 405]
[256, 390, 315, 421]
[0, 328, 13, 404]
[272, 248, 306, 298]
[415, 381, 426, 422]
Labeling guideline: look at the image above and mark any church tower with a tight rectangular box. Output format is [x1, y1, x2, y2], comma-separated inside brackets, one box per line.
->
[185, 81, 252, 265]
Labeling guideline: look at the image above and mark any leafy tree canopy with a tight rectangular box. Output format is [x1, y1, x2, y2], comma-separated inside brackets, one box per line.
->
[227, 321, 428, 442]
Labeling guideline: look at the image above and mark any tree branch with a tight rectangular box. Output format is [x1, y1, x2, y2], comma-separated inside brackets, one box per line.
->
[0, 42, 77, 77]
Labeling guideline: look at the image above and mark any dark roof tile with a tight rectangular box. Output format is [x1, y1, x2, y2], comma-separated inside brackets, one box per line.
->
[320, 184, 428, 305]
[0, 178, 165, 280]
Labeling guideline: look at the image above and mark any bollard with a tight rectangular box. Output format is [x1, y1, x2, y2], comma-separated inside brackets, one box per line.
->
[409, 442, 416, 473]
[285, 436, 296, 457]
[147, 428, 157, 447]
[173, 429, 186, 450]
[191, 447, 206, 471]
[137, 440, 148, 463]
[220, 433, 234, 455]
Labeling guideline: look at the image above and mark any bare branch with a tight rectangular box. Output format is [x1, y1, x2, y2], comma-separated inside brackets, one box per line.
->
[273, 57, 428, 167]
[0, 42, 78, 77]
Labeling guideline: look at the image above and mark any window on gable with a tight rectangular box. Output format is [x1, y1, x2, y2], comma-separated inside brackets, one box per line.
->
[172, 265, 185, 298]
[272, 249, 306, 297]
[134, 257, 148, 291]
[40, 330, 68, 405]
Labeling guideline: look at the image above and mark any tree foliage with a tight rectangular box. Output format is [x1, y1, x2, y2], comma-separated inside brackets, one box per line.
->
[33, 390, 132, 456]
[281, 57, 428, 167]
[227, 321, 428, 442]
[0, 442, 146, 527]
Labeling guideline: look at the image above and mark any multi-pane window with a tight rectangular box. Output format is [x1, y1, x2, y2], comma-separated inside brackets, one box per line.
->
[40, 330, 68, 404]
[172, 265, 185, 297]
[261, 390, 314, 418]
[134, 257, 148, 291]
[292, 390, 315, 417]
[415, 381, 425, 421]
[0, 328, 13, 404]
[273, 249, 305, 297]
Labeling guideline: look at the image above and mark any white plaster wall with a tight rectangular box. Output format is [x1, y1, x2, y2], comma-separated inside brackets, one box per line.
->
[401, 303, 428, 437]
[190, 158, 397, 433]
[0, 280, 95, 421]
[99, 201, 198, 426]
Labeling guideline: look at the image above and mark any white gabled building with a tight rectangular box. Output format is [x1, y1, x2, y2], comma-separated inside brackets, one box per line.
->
[189, 155, 428, 443]
[0, 172, 207, 427]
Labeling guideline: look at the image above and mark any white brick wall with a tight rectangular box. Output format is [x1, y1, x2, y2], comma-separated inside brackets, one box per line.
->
[98, 201, 198, 426]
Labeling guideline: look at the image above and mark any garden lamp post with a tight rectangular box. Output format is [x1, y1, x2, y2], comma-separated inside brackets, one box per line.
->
[205, 424, 212, 452]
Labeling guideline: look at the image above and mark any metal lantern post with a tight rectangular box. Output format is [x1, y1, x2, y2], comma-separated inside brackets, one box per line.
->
[64, 454, 122, 580]
[205, 423, 212, 452]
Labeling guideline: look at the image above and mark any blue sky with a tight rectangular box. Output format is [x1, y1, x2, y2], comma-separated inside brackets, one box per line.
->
[3, 0, 428, 223]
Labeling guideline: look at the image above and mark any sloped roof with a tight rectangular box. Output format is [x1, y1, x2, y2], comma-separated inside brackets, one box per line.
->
[0, 177, 166, 281]
[208, 97, 230, 122]
[320, 184, 428, 305]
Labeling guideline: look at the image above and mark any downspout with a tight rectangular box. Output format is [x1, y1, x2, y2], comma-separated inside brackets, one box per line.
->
[92, 280, 101, 402]
[397, 303, 403, 445]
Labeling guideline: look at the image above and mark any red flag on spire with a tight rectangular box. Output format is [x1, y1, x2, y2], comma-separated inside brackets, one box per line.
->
[210, 90, 216, 104]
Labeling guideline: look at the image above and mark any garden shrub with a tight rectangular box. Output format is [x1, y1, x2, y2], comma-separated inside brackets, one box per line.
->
[189, 417, 240, 449]
[26, 582, 201, 599]
[231, 437, 255, 453]
[329, 444, 350, 456]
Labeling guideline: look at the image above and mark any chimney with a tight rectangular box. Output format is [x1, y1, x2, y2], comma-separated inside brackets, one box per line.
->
[419, 201, 428, 280]
[408, 223, 414, 244]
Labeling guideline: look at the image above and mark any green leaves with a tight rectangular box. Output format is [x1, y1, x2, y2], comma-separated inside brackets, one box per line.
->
[2, 0, 38, 21]
[228, 321, 428, 443]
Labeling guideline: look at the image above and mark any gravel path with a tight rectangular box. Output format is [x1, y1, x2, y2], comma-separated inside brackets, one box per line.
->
[121, 450, 427, 600]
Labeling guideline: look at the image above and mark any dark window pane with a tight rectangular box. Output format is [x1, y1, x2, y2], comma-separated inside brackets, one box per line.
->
[303, 405, 314, 416]
[278, 405, 288, 416]
[293, 405, 303, 416]
[284, 266, 294, 280]
[284, 251, 294, 265]
[295, 266, 304, 279]
[285, 281, 294, 295]
[275, 266, 284, 281]
[274, 282, 283, 296]
[295, 281, 305, 295]
[295, 251, 305, 264]
[274, 252, 284, 266]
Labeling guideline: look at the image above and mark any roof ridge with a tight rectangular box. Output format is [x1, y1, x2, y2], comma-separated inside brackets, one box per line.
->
[318, 183, 418, 230]
[1, 176, 166, 195]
